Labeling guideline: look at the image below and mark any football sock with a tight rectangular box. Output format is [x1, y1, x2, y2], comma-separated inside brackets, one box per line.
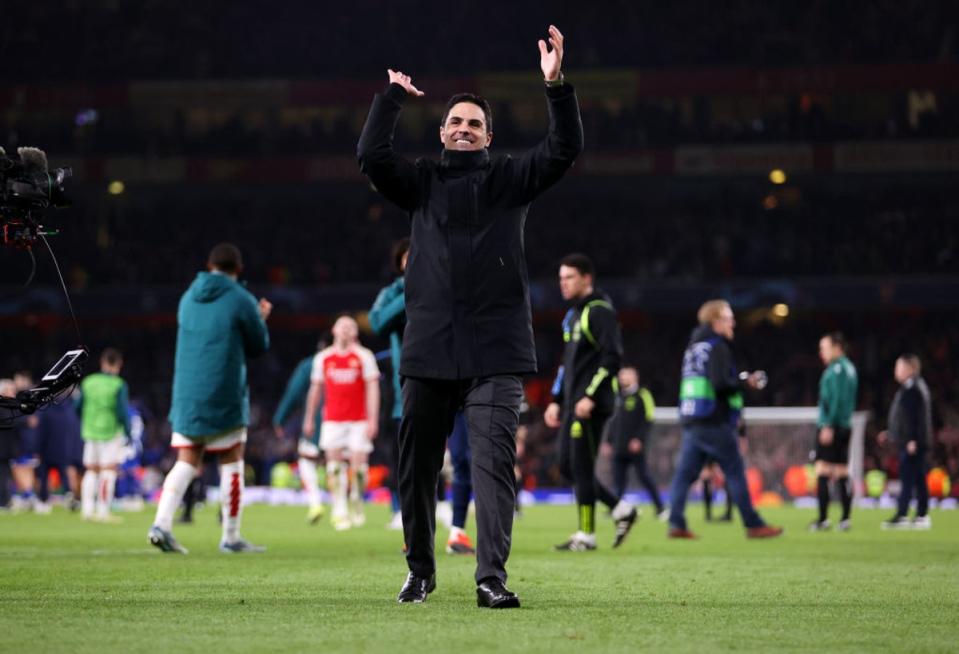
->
[349, 463, 368, 509]
[703, 479, 713, 520]
[837, 476, 852, 522]
[220, 460, 244, 544]
[298, 457, 322, 509]
[181, 478, 199, 519]
[578, 503, 596, 534]
[155, 461, 196, 531]
[817, 475, 831, 523]
[81, 470, 99, 518]
[97, 469, 117, 518]
[327, 461, 347, 517]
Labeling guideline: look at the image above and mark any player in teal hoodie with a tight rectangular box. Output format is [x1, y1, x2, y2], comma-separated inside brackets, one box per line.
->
[149, 243, 271, 555]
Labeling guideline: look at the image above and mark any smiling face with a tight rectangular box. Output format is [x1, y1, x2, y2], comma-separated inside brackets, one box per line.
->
[440, 101, 492, 151]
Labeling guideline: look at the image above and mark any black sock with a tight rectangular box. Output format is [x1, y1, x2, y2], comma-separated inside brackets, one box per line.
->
[836, 477, 851, 522]
[817, 475, 830, 523]
[723, 491, 733, 520]
[703, 479, 713, 520]
[182, 478, 198, 519]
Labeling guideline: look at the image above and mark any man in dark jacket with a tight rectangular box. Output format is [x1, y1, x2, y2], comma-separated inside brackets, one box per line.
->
[666, 300, 782, 540]
[544, 253, 637, 551]
[357, 25, 582, 608]
[148, 243, 271, 555]
[880, 355, 933, 530]
[601, 366, 665, 517]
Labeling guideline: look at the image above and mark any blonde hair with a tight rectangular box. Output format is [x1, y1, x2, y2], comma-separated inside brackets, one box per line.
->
[697, 299, 731, 326]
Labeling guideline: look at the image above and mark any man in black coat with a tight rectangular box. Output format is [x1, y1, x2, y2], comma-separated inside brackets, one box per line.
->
[357, 25, 583, 608]
[879, 354, 933, 530]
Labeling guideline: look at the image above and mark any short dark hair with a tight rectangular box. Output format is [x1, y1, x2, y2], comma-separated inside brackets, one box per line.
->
[560, 253, 595, 278]
[101, 348, 123, 366]
[442, 93, 493, 134]
[208, 242, 243, 274]
[822, 331, 847, 351]
[392, 238, 411, 275]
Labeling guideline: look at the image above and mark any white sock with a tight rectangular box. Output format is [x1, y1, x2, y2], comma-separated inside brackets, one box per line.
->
[154, 461, 196, 532]
[298, 457, 322, 509]
[349, 463, 368, 506]
[449, 525, 465, 539]
[612, 499, 634, 521]
[220, 460, 244, 544]
[97, 469, 117, 518]
[81, 471, 99, 518]
[327, 461, 347, 518]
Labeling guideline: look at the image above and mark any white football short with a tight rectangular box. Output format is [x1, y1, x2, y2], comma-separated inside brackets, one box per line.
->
[171, 427, 247, 452]
[319, 421, 372, 454]
[83, 436, 126, 467]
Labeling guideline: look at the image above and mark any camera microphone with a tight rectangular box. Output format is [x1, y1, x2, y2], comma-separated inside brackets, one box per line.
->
[17, 147, 49, 174]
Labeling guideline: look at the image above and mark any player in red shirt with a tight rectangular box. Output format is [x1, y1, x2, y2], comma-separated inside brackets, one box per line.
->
[303, 315, 380, 530]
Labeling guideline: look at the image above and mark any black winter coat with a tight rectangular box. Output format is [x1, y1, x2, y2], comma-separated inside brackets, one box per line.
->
[357, 82, 584, 379]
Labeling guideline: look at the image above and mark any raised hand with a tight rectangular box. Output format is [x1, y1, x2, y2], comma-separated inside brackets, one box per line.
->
[387, 69, 425, 97]
[537, 25, 564, 81]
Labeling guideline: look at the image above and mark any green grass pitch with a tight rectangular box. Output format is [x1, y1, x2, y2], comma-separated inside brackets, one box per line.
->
[1, 503, 957, 653]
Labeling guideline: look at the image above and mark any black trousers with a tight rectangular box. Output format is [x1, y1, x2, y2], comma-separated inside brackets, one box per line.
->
[0, 459, 12, 507]
[612, 450, 663, 513]
[399, 375, 521, 584]
[897, 448, 929, 517]
[557, 411, 619, 510]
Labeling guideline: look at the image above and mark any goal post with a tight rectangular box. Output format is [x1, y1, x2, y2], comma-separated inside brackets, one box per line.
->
[598, 407, 870, 503]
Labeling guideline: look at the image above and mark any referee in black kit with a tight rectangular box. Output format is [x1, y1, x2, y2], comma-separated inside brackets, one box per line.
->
[357, 25, 583, 608]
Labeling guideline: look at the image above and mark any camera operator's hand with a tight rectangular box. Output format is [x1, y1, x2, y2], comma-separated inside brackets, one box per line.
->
[387, 69, 425, 97]
[258, 298, 273, 321]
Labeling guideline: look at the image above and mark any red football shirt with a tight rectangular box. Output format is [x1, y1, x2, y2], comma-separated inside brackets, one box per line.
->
[311, 345, 380, 422]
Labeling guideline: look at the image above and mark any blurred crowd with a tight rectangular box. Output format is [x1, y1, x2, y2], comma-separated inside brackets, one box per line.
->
[3, 0, 954, 81]
[10, 178, 956, 292]
[6, 86, 956, 157]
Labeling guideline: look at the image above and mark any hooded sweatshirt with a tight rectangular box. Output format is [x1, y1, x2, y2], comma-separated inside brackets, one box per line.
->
[169, 271, 269, 436]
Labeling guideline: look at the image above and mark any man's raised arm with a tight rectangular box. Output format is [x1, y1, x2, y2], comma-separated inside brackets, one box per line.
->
[357, 70, 426, 212]
[510, 25, 585, 203]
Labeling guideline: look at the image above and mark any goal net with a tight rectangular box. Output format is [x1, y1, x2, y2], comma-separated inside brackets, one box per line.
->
[597, 407, 870, 504]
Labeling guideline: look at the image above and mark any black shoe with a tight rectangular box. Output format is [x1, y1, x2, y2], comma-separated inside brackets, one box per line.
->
[476, 578, 520, 609]
[177, 512, 193, 524]
[612, 506, 639, 548]
[397, 573, 436, 603]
